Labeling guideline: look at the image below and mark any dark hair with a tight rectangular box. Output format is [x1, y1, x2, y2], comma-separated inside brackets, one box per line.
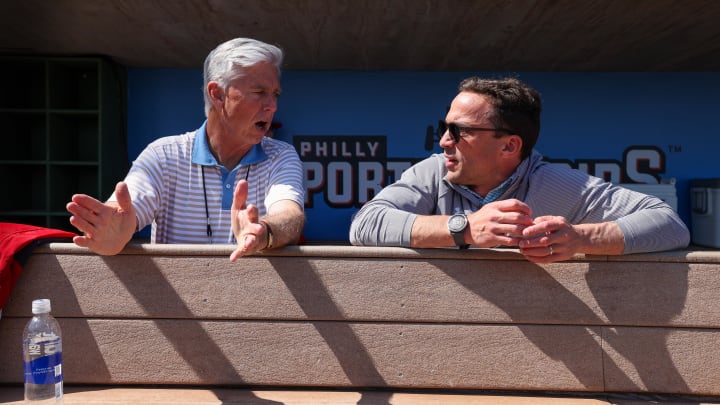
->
[458, 77, 542, 160]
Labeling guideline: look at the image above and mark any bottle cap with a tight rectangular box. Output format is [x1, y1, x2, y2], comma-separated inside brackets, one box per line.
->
[31, 299, 51, 314]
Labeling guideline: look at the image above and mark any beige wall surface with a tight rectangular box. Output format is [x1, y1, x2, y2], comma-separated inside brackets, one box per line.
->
[1, 244, 719, 396]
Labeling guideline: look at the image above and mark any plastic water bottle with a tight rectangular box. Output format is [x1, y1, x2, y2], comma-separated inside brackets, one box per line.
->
[23, 299, 63, 404]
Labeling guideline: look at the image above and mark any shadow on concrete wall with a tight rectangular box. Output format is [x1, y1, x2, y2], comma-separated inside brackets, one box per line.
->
[437, 259, 690, 394]
[270, 258, 393, 405]
[585, 262, 690, 393]
[103, 256, 284, 405]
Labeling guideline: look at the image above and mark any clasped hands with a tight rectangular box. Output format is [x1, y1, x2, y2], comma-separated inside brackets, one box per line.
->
[466, 199, 581, 263]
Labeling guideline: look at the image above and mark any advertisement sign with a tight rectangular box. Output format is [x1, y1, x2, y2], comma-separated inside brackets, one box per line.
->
[128, 70, 720, 241]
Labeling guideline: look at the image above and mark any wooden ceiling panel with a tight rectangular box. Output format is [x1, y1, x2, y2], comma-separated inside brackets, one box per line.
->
[1, 0, 718, 71]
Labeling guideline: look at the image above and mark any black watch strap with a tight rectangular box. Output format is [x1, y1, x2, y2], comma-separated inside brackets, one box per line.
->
[448, 213, 470, 249]
[453, 233, 470, 249]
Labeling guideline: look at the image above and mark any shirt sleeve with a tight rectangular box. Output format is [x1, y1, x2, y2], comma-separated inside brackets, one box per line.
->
[524, 165, 690, 254]
[614, 204, 690, 254]
[349, 156, 442, 246]
[107, 139, 167, 231]
[264, 143, 305, 211]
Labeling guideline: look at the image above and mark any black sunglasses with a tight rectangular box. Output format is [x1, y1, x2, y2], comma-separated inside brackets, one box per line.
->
[438, 120, 513, 144]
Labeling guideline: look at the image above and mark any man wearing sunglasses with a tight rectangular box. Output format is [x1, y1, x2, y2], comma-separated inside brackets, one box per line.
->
[349, 77, 689, 263]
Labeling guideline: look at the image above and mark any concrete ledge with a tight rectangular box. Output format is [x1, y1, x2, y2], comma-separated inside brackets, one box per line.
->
[2, 385, 710, 405]
[1, 243, 718, 397]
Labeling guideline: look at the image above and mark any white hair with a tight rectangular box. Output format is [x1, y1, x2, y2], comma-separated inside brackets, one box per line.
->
[202, 38, 283, 116]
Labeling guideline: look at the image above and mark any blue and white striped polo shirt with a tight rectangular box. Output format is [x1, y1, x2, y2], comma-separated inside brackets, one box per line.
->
[112, 121, 304, 244]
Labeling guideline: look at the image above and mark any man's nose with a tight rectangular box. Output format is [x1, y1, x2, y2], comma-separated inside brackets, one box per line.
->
[438, 129, 455, 148]
[262, 93, 278, 112]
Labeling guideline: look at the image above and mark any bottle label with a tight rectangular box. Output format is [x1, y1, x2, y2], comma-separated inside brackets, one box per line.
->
[24, 337, 63, 385]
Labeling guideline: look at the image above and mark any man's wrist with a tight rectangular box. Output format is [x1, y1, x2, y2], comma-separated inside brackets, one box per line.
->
[448, 213, 470, 249]
[260, 220, 274, 250]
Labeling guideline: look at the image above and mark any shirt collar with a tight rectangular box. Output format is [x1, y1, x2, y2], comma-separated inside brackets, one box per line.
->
[461, 172, 518, 205]
[191, 120, 268, 168]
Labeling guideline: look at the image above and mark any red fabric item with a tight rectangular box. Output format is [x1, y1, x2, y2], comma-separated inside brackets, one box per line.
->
[0, 223, 76, 310]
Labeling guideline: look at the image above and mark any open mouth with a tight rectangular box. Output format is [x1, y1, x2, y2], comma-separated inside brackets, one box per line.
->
[255, 121, 268, 130]
[444, 154, 459, 169]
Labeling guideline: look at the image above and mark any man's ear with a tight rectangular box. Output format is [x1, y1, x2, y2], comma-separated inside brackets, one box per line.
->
[502, 135, 523, 156]
[208, 82, 224, 103]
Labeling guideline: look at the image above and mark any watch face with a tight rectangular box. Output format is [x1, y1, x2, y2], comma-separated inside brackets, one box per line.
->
[448, 214, 467, 232]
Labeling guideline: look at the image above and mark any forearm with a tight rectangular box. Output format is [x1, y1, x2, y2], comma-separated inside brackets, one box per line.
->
[262, 201, 305, 248]
[410, 215, 454, 248]
[573, 222, 625, 255]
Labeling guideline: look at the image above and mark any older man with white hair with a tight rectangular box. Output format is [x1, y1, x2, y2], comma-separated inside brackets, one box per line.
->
[67, 38, 305, 261]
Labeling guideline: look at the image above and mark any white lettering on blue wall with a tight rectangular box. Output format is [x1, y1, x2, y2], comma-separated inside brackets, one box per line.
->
[545, 146, 665, 184]
[295, 136, 667, 209]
